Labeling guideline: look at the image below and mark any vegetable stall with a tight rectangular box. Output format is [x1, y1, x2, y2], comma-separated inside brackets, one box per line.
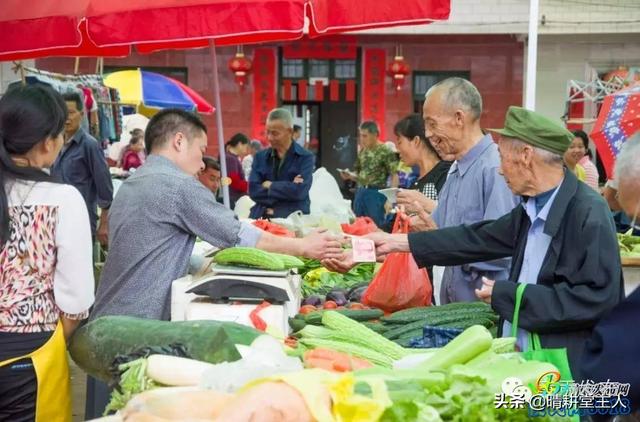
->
[72, 219, 570, 421]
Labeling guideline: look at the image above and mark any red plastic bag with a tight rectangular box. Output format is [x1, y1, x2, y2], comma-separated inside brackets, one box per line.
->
[341, 217, 378, 236]
[362, 214, 432, 312]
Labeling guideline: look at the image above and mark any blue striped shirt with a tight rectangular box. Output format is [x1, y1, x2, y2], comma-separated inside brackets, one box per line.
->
[432, 134, 519, 303]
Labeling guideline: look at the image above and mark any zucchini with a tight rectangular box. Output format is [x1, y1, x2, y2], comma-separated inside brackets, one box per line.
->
[304, 309, 384, 325]
[68, 316, 261, 382]
[214, 247, 284, 270]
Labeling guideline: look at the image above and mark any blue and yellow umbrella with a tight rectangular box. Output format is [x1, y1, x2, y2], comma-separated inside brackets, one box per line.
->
[104, 69, 214, 117]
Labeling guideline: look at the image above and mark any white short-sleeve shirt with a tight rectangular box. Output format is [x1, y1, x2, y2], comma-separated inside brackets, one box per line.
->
[1, 180, 95, 332]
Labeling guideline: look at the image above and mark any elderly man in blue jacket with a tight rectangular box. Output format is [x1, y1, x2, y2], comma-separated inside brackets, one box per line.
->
[249, 108, 315, 218]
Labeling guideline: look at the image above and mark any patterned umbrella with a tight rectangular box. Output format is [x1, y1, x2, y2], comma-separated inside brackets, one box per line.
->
[590, 83, 640, 179]
[103, 69, 214, 116]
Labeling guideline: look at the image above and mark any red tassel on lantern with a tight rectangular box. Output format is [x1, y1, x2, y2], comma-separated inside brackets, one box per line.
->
[387, 51, 410, 93]
[228, 47, 253, 90]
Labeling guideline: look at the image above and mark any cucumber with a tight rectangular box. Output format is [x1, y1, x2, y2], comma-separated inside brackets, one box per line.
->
[396, 328, 424, 341]
[384, 319, 430, 340]
[288, 317, 306, 332]
[441, 316, 495, 329]
[383, 311, 496, 340]
[361, 322, 388, 334]
[425, 310, 496, 327]
[394, 328, 426, 347]
[68, 316, 261, 382]
[382, 302, 491, 323]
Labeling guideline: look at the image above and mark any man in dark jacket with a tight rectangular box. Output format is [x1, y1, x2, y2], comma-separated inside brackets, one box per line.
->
[249, 108, 315, 218]
[52, 92, 113, 246]
[359, 106, 623, 379]
[581, 133, 640, 413]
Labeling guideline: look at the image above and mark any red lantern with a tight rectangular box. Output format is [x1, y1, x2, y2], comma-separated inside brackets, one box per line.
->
[228, 51, 252, 90]
[387, 55, 410, 92]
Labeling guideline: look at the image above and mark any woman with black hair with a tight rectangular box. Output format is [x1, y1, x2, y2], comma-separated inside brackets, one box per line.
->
[223, 132, 250, 208]
[394, 113, 452, 215]
[0, 85, 94, 421]
[572, 129, 600, 191]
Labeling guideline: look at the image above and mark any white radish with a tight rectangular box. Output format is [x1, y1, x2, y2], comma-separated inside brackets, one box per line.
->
[146, 355, 216, 386]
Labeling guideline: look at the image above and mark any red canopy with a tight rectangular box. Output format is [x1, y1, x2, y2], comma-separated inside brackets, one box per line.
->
[0, 0, 450, 60]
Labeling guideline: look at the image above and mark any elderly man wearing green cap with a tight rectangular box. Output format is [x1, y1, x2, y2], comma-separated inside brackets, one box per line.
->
[360, 106, 623, 377]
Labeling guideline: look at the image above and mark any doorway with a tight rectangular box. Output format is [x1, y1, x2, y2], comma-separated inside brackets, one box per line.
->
[280, 55, 360, 187]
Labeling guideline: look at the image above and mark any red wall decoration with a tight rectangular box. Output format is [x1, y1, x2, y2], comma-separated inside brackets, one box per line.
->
[252, 48, 277, 142]
[361, 49, 386, 139]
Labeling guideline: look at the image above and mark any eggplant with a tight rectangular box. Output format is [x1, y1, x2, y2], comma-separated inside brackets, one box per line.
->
[326, 288, 349, 306]
[348, 284, 369, 303]
[301, 295, 323, 307]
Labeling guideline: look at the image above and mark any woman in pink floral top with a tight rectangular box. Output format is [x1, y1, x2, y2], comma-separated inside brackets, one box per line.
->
[0, 85, 94, 421]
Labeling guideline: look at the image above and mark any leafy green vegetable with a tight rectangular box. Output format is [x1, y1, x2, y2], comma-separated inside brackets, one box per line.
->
[618, 229, 640, 257]
[366, 366, 563, 422]
[301, 263, 375, 297]
[103, 358, 159, 415]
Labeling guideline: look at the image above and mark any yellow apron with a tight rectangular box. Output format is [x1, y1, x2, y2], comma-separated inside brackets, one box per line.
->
[0, 321, 72, 422]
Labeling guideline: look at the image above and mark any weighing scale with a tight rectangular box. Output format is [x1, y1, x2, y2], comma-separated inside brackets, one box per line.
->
[171, 264, 301, 334]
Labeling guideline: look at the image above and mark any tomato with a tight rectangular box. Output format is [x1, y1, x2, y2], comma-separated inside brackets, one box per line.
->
[299, 304, 317, 315]
[323, 300, 338, 309]
[349, 302, 365, 310]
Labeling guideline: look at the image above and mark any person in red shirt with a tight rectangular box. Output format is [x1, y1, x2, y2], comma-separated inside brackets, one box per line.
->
[121, 135, 145, 171]
[223, 133, 250, 208]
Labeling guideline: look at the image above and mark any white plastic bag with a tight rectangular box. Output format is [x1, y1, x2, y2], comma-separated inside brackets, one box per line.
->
[309, 167, 354, 224]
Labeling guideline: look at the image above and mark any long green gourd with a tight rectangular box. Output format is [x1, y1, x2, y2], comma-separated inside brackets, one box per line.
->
[321, 311, 408, 360]
[214, 247, 285, 270]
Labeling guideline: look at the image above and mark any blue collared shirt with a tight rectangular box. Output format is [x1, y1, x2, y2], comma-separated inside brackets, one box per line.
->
[432, 134, 519, 303]
[503, 182, 562, 350]
[51, 128, 113, 234]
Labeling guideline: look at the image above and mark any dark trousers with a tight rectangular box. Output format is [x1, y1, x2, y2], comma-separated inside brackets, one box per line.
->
[354, 187, 387, 228]
[0, 358, 37, 422]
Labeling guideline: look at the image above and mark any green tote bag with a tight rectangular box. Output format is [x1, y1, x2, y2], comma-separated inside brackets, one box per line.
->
[511, 283, 574, 382]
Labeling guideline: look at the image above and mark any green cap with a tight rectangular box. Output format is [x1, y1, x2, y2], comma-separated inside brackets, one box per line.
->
[490, 106, 574, 155]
